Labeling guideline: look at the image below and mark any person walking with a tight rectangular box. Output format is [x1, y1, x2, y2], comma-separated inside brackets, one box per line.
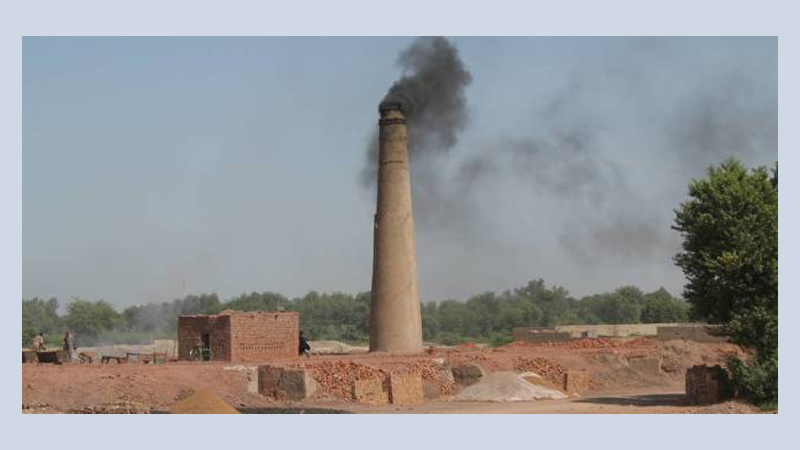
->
[63, 331, 77, 362]
[298, 331, 311, 358]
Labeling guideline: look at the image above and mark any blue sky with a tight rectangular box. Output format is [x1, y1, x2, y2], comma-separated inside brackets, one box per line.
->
[23, 37, 777, 308]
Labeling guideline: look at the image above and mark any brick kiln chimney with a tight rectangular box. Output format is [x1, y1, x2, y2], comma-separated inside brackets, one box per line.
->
[369, 102, 423, 354]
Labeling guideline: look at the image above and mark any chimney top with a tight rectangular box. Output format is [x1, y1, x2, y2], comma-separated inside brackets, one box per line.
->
[379, 100, 405, 115]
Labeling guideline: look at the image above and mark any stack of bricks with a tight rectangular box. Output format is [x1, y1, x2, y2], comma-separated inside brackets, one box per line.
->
[353, 379, 389, 404]
[563, 371, 591, 394]
[685, 365, 733, 405]
[388, 373, 424, 404]
[351, 373, 424, 405]
[258, 365, 317, 401]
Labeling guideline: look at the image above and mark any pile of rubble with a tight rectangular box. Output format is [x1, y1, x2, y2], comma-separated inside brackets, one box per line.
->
[514, 357, 567, 384]
[409, 360, 456, 395]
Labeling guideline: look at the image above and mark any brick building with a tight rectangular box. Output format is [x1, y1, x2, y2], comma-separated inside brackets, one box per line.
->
[177, 310, 299, 363]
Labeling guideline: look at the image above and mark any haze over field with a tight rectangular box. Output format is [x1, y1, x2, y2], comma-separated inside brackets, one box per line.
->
[23, 37, 777, 308]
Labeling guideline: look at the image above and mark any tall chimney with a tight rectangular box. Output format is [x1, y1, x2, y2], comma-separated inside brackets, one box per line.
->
[369, 102, 423, 353]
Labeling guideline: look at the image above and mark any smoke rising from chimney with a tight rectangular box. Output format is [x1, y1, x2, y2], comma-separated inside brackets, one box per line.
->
[360, 37, 472, 193]
[360, 37, 776, 282]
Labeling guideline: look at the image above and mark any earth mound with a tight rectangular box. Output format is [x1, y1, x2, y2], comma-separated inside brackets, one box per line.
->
[455, 372, 568, 402]
[169, 389, 240, 414]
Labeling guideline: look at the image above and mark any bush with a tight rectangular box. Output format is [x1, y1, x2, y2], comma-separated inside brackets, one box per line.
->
[489, 332, 512, 347]
[726, 354, 778, 406]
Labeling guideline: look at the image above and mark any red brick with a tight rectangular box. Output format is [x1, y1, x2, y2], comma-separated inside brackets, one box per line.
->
[178, 311, 299, 363]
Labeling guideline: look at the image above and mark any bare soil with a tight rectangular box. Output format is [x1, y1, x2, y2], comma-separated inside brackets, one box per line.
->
[22, 338, 753, 414]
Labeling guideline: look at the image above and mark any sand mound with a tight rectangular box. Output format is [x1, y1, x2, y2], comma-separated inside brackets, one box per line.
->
[169, 390, 240, 414]
[455, 372, 568, 402]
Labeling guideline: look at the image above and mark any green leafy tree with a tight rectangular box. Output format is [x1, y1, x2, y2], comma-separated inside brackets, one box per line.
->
[640, 288, 689, 323]
[673, 159, 778, 405]
[64, 298, 121, 341]
[224, 292, 290, 312]
[179, 293, 222, 316]
[22, 297, 61, 346]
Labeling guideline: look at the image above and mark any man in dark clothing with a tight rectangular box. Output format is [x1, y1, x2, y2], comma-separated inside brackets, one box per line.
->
[298, 331, 311, 357]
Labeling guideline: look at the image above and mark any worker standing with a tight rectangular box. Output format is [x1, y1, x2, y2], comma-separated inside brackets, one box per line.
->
[31, 332, 46, 352]
[63, 331, 77, 362]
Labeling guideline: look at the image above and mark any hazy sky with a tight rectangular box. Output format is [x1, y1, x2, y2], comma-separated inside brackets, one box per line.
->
[22, 37, 778, 308]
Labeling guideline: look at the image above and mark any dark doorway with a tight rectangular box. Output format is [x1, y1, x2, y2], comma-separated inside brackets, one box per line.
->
[201, 332, 211, 361]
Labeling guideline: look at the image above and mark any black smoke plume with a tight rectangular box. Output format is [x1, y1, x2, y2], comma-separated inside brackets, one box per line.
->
[359, 37, 472, 199]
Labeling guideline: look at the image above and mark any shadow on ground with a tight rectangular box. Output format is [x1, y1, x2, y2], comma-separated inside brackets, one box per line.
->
[238, 407, 352, 414]
[576, 393, 687, 407]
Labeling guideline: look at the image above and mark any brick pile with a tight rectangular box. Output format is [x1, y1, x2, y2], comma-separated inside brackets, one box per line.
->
[306, 361, 388, 400]
[407, 360, 456, 395]
[514, 357, 567, 385]
[507, 337, 654, 350]
[353, 379, 388, 404]
[686, 365, 733, 405]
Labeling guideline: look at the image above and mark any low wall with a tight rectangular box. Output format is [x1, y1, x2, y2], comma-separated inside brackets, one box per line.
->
[554, 323, 675, 338]
[656, 325, 726, 343]
[511, 329, 572, 343]
[513, 323, 724, 342]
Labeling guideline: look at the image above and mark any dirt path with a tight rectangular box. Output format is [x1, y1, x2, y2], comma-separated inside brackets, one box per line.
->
[308, 385, 758, 414]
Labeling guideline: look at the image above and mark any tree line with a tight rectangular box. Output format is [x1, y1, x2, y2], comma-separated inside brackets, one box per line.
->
[22, 281, 688, 347]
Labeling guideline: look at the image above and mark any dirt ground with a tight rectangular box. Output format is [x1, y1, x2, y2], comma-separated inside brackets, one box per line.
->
[22, 338, 756, 414]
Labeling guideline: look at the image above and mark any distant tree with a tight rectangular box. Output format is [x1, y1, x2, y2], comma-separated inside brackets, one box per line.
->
[64, 298, 121, 341]
[179, 294, 222, 315]
[577, 287, 642, 325]
[673, 158, 778, 404]
[223, 292, 290, 312]
[640, 288, 689, 323]
[22, 297, 61, 346]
